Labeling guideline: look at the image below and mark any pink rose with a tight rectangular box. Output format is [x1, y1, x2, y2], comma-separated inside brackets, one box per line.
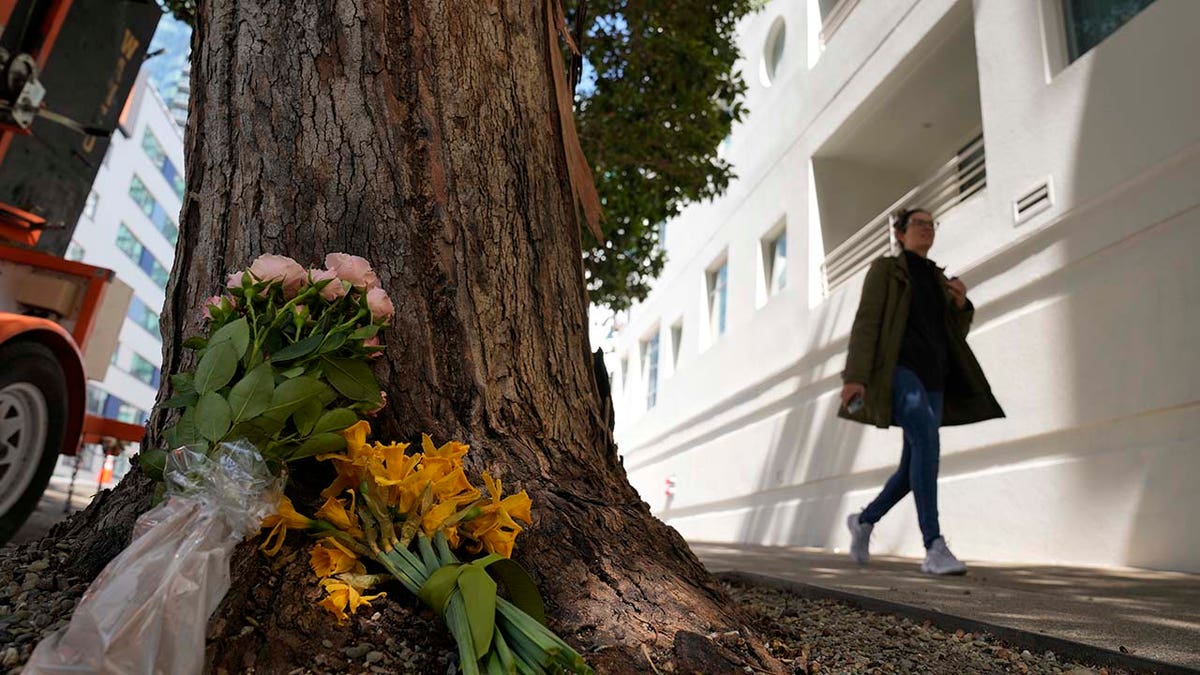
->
[201, 295, 222, 320]
[364, 335, 382, 359]
[309, 268, 347, 301]
[226, 271, 245, 289]
[249, 254, 307, 297]
[366, 287, 395, 322]
[292, 304, 308, 320]
[366, 390, 387, 417]
[325, 253, 379, 290]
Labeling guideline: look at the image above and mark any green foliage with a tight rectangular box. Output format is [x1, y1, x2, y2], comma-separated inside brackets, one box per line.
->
[575, 0, 758, 309]
[160, 1, 757, 311]
[158, 0, 195, 25]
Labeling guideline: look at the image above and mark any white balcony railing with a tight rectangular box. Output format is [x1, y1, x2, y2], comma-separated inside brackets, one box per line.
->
[822, 133, 986, 293]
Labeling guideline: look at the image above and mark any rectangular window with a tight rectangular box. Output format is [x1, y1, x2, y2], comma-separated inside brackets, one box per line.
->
[83, 191, 99, 219]
[65, 241, 85, 262]
[670, 322, 683, 370]
[643, 333, 660, 410]
[707, 261, 728, 339]
[116, 402, 147, 425]
[86, 384, 107, 415]
[764, 231, 787, 297]
[142, 129, 186, 200]
[128, 174, 179, 246]
[127, 296, 162, 340]
[129, 351, 161, 388]
[1062, 0, 1157, 62]
[115, 223, 171, 289]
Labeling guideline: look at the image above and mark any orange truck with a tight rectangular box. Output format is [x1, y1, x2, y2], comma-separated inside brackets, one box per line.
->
[0, 0, 161, 541]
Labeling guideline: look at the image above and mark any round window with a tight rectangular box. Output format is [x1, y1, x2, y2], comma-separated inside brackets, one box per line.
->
[760, 17, 787, 87]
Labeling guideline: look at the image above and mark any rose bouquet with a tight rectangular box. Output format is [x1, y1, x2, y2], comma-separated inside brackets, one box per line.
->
[141, 252, 394, 483]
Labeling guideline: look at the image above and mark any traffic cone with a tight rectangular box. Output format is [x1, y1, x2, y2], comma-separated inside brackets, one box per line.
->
[99, 455, 115, 486]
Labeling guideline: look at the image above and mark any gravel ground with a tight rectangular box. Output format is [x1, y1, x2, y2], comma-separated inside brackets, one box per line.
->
[0, 538, 1145, 674]
[0, 538, 87, 674]
[725, 578, 1132, 675]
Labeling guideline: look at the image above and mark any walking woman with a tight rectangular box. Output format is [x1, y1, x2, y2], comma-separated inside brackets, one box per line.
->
[838, 208, 1004, 575]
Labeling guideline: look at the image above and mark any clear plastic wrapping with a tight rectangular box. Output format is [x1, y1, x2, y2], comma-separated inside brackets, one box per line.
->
[24, 441, 281, 675]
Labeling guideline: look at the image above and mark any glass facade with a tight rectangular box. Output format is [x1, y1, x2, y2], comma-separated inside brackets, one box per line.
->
[127, 296, 162, 340]
[141, 129, 186, 200]
[128, 174, 179, 246]
[116, 223, 171, 288]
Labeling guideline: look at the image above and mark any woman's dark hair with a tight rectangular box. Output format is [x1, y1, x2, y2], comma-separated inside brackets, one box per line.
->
[894, 208, 930, 232]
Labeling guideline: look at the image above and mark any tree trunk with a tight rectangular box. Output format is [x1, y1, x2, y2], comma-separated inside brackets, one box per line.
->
[31, 2, 778, 672]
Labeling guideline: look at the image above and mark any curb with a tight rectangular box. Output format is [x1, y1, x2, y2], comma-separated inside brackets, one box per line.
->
[718, 570, 1199, 675]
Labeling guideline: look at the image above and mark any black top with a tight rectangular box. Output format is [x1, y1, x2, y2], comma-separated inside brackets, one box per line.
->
[897, 250, 948, 392]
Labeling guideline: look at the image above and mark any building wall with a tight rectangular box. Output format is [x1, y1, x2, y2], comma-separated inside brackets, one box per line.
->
[608, 0, 1200, 572]
[68, 71, 184, 434]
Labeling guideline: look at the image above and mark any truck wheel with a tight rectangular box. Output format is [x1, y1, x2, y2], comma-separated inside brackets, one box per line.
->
[0, 341, 68, 544]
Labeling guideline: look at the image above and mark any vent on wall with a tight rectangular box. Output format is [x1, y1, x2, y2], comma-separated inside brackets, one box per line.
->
[1013, 179, 1053, 225]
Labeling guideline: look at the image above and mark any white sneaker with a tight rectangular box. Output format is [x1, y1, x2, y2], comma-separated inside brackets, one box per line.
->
[922, 538, 967, 575]
[847, 512, 873, 564]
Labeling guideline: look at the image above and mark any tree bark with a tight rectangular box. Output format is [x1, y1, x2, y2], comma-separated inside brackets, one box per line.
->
[34, 2, 778, 672]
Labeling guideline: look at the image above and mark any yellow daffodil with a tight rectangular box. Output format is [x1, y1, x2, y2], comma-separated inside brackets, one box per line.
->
[421, 434, 469, 465]
[319, 421, 377, 498]
[309, 539, 365, 578]
[431, 467, 481, 507]
[461, 471, 533, 558]
[318, 577, 385, 623]
[314, 493, 363, 538]
[369, 443, 420, 507]
[259, 495, 316, 556]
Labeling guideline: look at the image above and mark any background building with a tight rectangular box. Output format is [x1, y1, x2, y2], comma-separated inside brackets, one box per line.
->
[61, 67, 184, 481]
[607, 0, 1198, 572]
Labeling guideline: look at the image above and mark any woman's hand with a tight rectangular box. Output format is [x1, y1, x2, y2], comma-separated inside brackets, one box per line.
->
[945, 276, 968, 309]
[841, 382, 866, 410]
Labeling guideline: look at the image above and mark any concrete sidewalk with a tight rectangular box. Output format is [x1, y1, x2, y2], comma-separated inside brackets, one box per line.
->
[694, 542, 1200, 673]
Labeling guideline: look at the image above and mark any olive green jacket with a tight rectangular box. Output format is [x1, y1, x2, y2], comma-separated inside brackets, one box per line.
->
[838, 253, 1004, 429]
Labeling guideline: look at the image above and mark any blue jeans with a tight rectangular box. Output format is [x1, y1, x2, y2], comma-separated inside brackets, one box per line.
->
[860, 366, 944, 549]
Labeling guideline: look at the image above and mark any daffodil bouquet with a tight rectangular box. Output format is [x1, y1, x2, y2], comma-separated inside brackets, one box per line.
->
[141, 253, 395, 482]
[261, 421, 592, 675]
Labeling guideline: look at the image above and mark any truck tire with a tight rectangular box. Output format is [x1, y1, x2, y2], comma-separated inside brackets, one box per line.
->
[0, 341, 69, 544]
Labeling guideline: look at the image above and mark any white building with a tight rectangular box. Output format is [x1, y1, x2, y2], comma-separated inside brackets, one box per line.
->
[608, 0, 1199, 573]
[65, 70, 183, 468]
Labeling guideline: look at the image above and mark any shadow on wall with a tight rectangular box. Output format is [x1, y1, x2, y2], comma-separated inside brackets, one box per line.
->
[732, 291, 868, 549]
[1059, 0, 1200, 572]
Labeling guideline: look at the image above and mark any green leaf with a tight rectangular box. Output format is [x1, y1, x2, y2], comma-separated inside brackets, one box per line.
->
[481, 557, 547, 626]
[312, 408, 358, 435]
[175, 407, 199, 446]
[292, 397, 323, 436]
[349, 325, 379, 340]
[269, 333, 324, 363]
[160, 391, 199, 409]
[182, 336, 208, 350]
[321, 357, 380, 401]
[208, 316, 251, 358]
[318, 332, 347, 355]
[195, 391, 232, 442]
[227, 363, 274, 422]
[170, 372, 195, 393]
[139, 448, 167, 480]
[458, 565, 498, 656]
[419, 564, 464, 615]
[261, 376, 330, 421]
[279, 366, 305, 379]
[194, 341, 238, 394]
[289, 433, 346, 460]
